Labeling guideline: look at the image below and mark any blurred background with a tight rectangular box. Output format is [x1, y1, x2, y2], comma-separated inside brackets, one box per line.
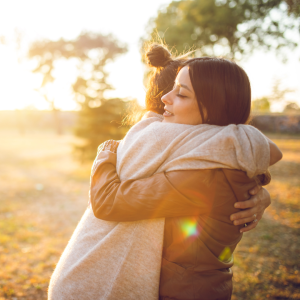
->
[0, 0, 299, 299]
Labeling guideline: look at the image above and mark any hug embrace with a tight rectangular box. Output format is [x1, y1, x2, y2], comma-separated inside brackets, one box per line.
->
[48, 44, 282, 300]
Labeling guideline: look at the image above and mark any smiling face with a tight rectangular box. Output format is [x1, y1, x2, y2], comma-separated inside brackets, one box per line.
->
[161, 66, 202, 125]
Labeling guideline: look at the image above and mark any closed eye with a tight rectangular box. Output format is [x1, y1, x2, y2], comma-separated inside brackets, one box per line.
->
[177, 94, 187, 98]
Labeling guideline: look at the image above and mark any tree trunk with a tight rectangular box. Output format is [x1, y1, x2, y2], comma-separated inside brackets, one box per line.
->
[53, 108, 63, 135]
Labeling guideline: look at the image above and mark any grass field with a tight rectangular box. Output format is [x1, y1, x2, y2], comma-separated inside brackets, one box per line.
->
[0, 131, 299, 300]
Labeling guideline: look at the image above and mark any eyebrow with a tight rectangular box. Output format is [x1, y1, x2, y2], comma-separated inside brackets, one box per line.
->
[175, 82, 192, 92]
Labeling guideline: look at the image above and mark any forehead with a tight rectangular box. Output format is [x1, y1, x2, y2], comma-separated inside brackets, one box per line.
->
[176, 66, 191, 86]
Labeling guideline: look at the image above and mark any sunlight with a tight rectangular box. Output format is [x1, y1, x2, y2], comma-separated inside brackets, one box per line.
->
[0, 45, 79, 110]
[0, 45, 44, 110]
[0, 0, 299, 111]
[0, 0, 167, 111]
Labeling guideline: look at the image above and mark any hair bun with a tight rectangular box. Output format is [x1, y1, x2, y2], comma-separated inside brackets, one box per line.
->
[146, 44, 172, 68]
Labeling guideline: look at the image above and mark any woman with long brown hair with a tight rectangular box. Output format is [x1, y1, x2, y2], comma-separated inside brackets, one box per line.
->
[89, 46, 281, 299]
[123, 43, 272, 232]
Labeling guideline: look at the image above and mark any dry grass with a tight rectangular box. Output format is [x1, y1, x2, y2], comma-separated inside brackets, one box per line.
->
[0, 131, 299, 300]
[232, 134, 300, 300]
[0, 131, 90, 300]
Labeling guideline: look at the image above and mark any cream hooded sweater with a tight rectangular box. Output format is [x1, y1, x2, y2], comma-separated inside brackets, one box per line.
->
[48, 112, 270, 300]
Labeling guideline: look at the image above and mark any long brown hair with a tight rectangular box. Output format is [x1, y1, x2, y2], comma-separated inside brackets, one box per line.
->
[184, 57, 251, 126]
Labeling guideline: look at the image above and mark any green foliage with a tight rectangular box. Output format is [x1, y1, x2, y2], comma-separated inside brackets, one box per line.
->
[74, 98, 131, 161]
[252, 97, 271, 112]
[285, 0, 300, 17]
[145, 0, 298, 59]
[28, 32, 129, 160]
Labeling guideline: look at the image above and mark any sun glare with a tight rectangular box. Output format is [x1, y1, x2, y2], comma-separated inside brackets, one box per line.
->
[0, 46, 43, 110]
[0, 0, 299, 111]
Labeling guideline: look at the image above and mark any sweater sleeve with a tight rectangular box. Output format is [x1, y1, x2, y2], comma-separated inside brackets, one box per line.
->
[230, 125, 270, 178]
[90, 151, 253, 222]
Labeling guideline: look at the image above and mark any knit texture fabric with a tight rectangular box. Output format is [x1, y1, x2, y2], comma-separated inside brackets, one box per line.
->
[48, 112, 270, 300]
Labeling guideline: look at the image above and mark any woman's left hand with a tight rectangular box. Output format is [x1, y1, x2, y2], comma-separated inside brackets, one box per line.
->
[230, 185, 271, 233]
[97, 140, 120, 154]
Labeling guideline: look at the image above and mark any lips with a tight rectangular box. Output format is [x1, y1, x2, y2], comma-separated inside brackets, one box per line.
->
[163, 108, 174, 117]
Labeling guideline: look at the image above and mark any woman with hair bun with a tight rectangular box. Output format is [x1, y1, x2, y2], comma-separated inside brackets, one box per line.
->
[49, 44, 278, 300]
[145, 44, 187, 115]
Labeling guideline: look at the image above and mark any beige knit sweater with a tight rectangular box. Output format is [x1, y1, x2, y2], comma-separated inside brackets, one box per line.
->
[48, 112, 270, 300]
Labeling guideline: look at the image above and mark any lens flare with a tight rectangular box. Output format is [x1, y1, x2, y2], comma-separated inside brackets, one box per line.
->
[218, 246, 232, 262]
[181, 219, 199, 237]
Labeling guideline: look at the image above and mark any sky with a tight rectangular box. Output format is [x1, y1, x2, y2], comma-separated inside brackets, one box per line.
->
[0, 0, 299, 112]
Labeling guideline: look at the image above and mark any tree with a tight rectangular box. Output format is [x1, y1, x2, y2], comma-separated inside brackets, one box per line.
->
[269, 78, 295, 103]
[285, 0, 300, 17]
[74, 98, 130, 161]
[28, 32, 129, 159]
[252, 97, 271, 112]
[252, 79, 295, 113]
[284, 102, 300, 112]
[144, 0, 298, 59]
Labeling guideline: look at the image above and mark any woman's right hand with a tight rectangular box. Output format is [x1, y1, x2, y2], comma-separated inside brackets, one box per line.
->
[230, 186, 271, 232]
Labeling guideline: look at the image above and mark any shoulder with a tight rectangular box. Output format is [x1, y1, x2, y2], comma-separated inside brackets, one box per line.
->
[142, 111, 164, 120]
[126, 111, 163, 133]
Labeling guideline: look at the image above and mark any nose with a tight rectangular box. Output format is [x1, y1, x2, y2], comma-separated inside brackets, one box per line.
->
[161, 91, 173, 105]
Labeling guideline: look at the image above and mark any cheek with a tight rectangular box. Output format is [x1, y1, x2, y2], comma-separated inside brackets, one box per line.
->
[173, 98, 201, 124]
[183, 100, 199, 115]
[182, 100, 202, 124]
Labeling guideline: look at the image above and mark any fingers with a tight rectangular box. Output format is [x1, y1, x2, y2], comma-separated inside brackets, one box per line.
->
[240, 220, 259, 233]
[230, 206, 256, 221]
[249, 184, 262, 195]
[234, 197, 257, 209]
[231, 187, 271, 233]
[232, 214, 257, 225]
